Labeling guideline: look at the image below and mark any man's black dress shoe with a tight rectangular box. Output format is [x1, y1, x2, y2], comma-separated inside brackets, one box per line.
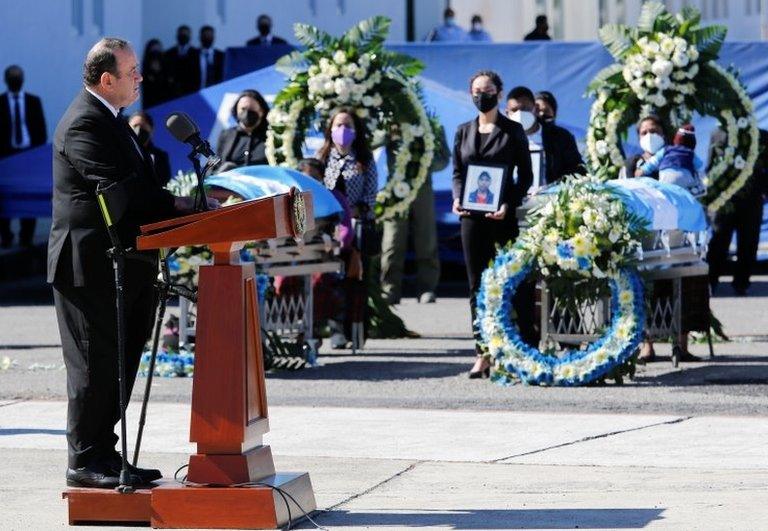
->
[105, 451, 162, 483]
[66, 462, 122, 488]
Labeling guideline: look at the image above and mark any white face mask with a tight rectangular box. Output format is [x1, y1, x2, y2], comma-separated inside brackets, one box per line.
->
[509, 110, 537, 132]
[639, 132, 665, 154]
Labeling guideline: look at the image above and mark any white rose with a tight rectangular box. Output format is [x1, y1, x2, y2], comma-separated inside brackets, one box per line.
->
[737, 117, 750, 129]
[393, 181, 411, 198]
[353, 67, 366, 81]
[671, 51, 689, 68]
[660, 37, 676, 56]
[319, 57, 331, 72]
[688, 46, 699, 62]
[308, 65, 320, 76]
[333, 50, 347, 65]
[734, 155, 746, 169]
[622, 67, 633, 83]
[595, 140, 609, 156]
[636, 87, 649, 100]
[654, 76, 671, 90]
[652, 59, 674, 77]
[673, 70, 687, 81]
[644, 77, 655, 88]
[359, 53, 371, 69]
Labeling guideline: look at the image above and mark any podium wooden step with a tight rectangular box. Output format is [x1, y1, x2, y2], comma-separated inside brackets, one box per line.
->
[62, 473, 316, 529]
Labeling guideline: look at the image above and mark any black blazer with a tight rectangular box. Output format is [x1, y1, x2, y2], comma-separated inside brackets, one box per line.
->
[164, 46, 200, 97]
[541, 121, 585, 183]
[246, 35, 288, 46]
[48, 89, 176, 287]
[452, 113, 533, 210]
[216, 126, 268, 167]
[0, 92, 47, 156]
[193, 47, 225, 88]
[148, 143, 172, 186]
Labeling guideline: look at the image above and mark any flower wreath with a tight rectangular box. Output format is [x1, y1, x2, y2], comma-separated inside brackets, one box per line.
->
[476, 175, 648, 386]
[266, 16, 435, 220]
[585, 1, 759, 214]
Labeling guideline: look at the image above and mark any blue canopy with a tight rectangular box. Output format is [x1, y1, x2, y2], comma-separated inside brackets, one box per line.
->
[205, 165, 342, 218]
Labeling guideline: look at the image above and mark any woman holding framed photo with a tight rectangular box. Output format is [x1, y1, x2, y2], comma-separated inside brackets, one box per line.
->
[452, 70, 534, 378]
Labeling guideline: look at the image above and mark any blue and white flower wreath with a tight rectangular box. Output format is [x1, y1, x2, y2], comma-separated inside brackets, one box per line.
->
[476, 247, 645, 386]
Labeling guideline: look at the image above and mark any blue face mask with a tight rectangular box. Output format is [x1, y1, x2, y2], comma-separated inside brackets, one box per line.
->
[445, 17, 455, 25]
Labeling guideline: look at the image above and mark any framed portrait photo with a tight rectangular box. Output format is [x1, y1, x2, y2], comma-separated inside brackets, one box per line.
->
[461, 163, 506, 213]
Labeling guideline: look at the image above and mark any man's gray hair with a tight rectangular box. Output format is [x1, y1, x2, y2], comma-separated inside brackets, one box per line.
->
[83, 37, 130, 86]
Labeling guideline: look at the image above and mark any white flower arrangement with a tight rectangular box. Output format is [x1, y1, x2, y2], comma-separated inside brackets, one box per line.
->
[586, 1, 759, 213]
[266, 16, 435, 221]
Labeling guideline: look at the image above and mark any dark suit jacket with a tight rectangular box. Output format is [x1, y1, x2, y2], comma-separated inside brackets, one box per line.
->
[541, 121, 585, 183]
[148, 143, 172, 186]
[708, 127, 768, 199]
[452, 114, 533, 211]
[164, 46, 200, 97]
[194, 47, 225, 88]
[468, 189, 494, 204]
[0, 92, 47, 156]
[216, 126, 268, 166]
[48, 89, 176, 287]
[246, 35, 288, 46]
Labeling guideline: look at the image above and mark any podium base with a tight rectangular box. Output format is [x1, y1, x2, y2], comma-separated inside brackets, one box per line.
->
[63, 473, 316, 529]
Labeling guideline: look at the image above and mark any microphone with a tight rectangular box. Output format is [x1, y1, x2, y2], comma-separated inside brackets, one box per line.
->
[165, 112, 219, 161]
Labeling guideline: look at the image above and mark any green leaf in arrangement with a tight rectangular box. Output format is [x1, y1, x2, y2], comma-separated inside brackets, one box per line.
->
[598, 24, 635, 60]
[293, 22, 334, 49]
[344, 15, 390, 48]
[637, 1, 666, 33]
[680, 5, 701, 28]
[689, 25, 727, 60]
[275, 50, 308, 76]
[380, 51, 424, 78]
[586, 64, 625, 95]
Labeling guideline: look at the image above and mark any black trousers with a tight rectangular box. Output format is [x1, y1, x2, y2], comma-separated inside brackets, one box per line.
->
[0, 217, 36, 245]
[53, 267, 156, 468]
[707, 195, 764, 290]
[460, 216, 536, 352]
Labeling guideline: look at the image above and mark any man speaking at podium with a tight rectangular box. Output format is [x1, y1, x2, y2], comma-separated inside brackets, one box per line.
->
[48, 38, 201, 488]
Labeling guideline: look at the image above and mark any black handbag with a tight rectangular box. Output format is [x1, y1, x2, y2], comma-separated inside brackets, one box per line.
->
[353, 218, 381, 256]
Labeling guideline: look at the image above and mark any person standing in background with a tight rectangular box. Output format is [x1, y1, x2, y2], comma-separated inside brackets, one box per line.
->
[524, 15, 552, 41]
[140, 39, 167, 108]
[128, 111, 172, 187]
[467, 14, 492, 42]
[534, 91, 558, 123]
[197, 25, 224, 89]
[0, 65, 47, 248]
[164, 25, 199, 98]
[247, 14, 288, 46]
[426, 7, 467, 42]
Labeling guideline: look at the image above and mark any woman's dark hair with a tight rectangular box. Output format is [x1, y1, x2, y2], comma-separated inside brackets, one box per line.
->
[535, 90, 558, 116]
[637, 114, 670, 142]
[230, 89, 270, 136]
[469, 70, 503, 94]
[298, 157, 325, 178]
[142, 38, 162, 58]
[316, 107, 373, 170]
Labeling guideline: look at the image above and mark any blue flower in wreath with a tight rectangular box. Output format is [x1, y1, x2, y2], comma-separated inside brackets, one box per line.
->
[167, 257, 181, 272]
[556, 242, 574, 259]
[577, 256, 591, 270]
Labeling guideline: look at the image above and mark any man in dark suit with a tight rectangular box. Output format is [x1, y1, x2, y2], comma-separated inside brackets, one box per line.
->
[524, 15, 552, 41]
[707, 128, 768, 295]
[506, 86, 584, 187]
[0, 65, 47, 247]
[246, 14, 287, 46]
[128, 111, 172, 186]
[197, 25, 225, 89]
[50, 38, 202, 488]
[164, 25, 199, 98]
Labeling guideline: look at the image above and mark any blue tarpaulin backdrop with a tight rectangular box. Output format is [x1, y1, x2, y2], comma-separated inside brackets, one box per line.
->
[1, 42, 766, 249]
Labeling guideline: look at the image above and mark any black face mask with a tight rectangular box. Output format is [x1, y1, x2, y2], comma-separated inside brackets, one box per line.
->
[201, 36, 214, 48]
[177, 33, 191, 46]
[6, 76, 22, 93]
[237, 109, 260, 129]
[472, 92, 497, 113]
[258, 24, 271, 36]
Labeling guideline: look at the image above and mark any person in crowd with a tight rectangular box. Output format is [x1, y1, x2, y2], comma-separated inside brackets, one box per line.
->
[316, 107, 377, 348]
[505, 86, 583, 187]
[524, 15, 552, 41]
[624, 115, 700, 363]
[535, 91, 558, 123]
[164, 25, 199, 98]
[0, 65, 47, 248]
[426, 7, 467, 42]
[707, 128, 768, 295]
[128, 111, 172, 186]
[380, 123, 450, 305]
[216, 89, 270, 168]
[197, 25, 224, 89]
[467, 14, 492, 42]
[247, 14, 288, 46]
[140, 39, 167, 108]
[50, 37, 208, 489]
[453, 70, 534, 378]
[635, 123, 703, 192]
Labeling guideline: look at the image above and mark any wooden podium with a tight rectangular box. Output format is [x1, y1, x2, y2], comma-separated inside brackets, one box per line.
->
[63, 190, 317, 529]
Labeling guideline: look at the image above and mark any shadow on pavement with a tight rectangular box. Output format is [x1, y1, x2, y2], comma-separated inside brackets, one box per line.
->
[267, 360, 468, 381]
[304, 507, 666, 529]
[711, 280, 768, 297]
[634, 362, 768, 386]
[0, 428, 66, 436]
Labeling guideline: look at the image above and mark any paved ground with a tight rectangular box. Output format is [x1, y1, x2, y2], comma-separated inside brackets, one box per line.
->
[0, 274, 766, 529]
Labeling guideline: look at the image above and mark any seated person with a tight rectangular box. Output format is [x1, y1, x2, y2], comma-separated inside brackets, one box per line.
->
[636, 124, 703, 192]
